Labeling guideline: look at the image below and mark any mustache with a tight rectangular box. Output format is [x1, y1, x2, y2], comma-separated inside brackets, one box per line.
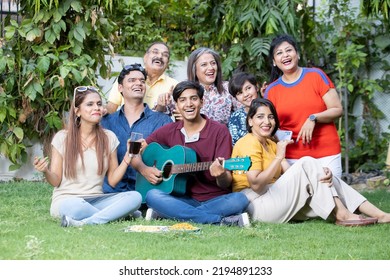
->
[152, 57, 164, 64]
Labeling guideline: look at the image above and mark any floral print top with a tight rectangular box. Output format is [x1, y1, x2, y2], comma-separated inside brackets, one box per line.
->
[228, 107, 247, 145]
[200, 81, 242, 125]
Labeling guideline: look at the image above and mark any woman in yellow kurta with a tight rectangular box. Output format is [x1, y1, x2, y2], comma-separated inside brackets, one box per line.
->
[231, 98, 390, 226]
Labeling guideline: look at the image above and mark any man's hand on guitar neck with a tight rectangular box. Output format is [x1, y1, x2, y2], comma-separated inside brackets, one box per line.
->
[210, 157, 232, 190]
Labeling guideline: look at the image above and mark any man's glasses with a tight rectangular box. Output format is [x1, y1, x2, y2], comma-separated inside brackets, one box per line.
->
[73, 86, 99, 105]
[149, 49, 170, 59]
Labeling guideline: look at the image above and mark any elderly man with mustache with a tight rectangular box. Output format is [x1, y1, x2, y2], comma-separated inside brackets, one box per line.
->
[105, 42, 178, 114]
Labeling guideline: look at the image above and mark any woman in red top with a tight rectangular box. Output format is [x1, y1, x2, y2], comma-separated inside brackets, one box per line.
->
[264, 34, 343, 177]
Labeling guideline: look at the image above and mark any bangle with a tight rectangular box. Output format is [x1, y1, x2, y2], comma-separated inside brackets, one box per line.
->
[123, 156, 131, 166]
[274, 156, 284, 161]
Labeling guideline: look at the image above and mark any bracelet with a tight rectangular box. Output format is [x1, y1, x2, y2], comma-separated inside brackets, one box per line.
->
[123, 156, 131, 166]
[274, 156, 284, 161]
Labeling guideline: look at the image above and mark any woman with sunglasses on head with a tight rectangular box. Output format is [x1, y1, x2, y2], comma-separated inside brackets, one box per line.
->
[33, 86, 142, 227]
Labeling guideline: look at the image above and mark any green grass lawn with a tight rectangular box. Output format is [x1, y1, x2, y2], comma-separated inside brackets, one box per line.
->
[1, 181, 390, 260]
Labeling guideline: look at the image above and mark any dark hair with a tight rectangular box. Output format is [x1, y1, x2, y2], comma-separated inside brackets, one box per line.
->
[246, 98, 279, 135]
[172, 80, 204, 102]
[268, 34, 299, 82]
[145, 41, 170, 56]
[118, 63, 147, 85]
[187, 47, 223, 93]
[228, 72, 257, 98]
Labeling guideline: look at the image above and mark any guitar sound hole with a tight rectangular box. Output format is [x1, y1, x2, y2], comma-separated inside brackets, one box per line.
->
[162, 162, 172, 179]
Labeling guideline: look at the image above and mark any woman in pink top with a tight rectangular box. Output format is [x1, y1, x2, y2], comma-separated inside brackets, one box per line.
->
[264, 34, 343, 177]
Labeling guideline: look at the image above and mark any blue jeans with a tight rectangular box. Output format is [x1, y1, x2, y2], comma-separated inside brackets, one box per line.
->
[145, 189, 249, 224]
[59, 191, 142, 225]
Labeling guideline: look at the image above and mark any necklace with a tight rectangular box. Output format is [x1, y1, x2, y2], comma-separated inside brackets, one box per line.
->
[81, 133, 95, 150]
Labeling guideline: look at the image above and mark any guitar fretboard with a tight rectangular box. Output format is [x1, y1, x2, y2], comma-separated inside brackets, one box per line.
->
[172, 162, 213, 174]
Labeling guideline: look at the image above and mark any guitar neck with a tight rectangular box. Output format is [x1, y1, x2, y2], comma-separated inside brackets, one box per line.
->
[172, 161, 214, 174]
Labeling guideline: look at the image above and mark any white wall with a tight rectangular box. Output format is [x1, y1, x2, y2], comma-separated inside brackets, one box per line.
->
[97, 55, 188, 98]
[0, 142, 45, 182]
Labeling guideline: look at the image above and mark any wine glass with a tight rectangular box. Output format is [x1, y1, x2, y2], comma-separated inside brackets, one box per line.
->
[129, 132, 143, 156]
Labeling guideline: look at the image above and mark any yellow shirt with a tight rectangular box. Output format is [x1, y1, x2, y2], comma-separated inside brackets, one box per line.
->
[107, 73, 178, 109]
[231, 133, 281, 192]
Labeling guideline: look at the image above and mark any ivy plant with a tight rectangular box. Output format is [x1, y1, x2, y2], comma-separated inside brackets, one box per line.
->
[0, 0, 117, 170]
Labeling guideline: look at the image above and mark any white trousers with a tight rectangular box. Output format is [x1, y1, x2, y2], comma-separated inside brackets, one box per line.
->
[287, 153, 342, 178]
[242, 156, 366, 223]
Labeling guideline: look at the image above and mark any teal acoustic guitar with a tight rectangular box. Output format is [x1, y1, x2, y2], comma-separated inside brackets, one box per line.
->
[135, 142, 251, 202]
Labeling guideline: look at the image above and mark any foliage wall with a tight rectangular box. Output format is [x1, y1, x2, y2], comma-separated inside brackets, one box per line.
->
[0, 0, 117, 170]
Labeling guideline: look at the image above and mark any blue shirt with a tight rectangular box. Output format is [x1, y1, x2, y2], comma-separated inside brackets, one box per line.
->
[101, 104, 172, 192]
[228, 108, 247, 145]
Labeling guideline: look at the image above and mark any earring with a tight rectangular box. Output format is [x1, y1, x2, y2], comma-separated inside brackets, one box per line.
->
[273, 63, 276, 67]
[75, 116, 81, 127]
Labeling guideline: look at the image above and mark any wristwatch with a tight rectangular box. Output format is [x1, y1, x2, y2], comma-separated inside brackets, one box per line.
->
[309, 114, 317, 122]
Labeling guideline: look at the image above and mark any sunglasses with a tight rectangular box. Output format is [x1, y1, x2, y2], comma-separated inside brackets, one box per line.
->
[123, 64, 145, 72]
[73, 86, 99, 104]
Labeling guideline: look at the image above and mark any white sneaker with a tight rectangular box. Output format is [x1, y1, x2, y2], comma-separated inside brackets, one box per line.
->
[145, 208, 158, 221]
[239, 212, 250, 228]
[220, 212, 250, 228]
[60, 215, 85, 227]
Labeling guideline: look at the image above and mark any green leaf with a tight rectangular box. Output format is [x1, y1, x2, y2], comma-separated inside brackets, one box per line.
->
[24, 81, 43, 101]
[45, 111, 63, 130]
[347, 84, 354, 92]
[24, 84, 37, 101]
[37, 56, 51, 73]
[12, 127, 24, 140]
[71, 69, 83, 83]
[375, 35, 390, 49]
[26, 27, 42, 42]
[59, 19, 67, 32]
[59, 66, 71, 78]
[0, 57, 6, 73]
[8, 164, 21, 171]
[53, 10, 62, 22]
[32, 81, 43, 96]
[52, 22, 62, 38]
[73, 25, 86, 43]
[0, 142, 8, 155]
[4, 25, 16, 40]
[70, 1, 83, 12]
[44, 28, 56, 44]
[8, 107, 17, 118]
[0, 107, 6, 122]
[32, 45, 45, 55]
[72, 43, 83, 56]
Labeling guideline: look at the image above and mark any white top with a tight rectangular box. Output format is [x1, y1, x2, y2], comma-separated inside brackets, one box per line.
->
[50, 129, 119, 217]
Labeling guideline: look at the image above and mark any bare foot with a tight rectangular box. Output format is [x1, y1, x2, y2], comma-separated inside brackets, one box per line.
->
[377, 213, 390, 223]
[335, 211, 362, 222]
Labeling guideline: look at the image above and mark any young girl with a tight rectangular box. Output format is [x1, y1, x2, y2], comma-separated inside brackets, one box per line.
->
[228, 72, 259, 145]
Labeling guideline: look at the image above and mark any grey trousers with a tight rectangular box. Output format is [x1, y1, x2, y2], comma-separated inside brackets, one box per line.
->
[242, 156, 366, 223]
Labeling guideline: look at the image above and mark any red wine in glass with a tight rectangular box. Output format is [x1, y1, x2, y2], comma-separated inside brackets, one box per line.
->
[129, 141, 142, 154]
[129, 132, 143, 155]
